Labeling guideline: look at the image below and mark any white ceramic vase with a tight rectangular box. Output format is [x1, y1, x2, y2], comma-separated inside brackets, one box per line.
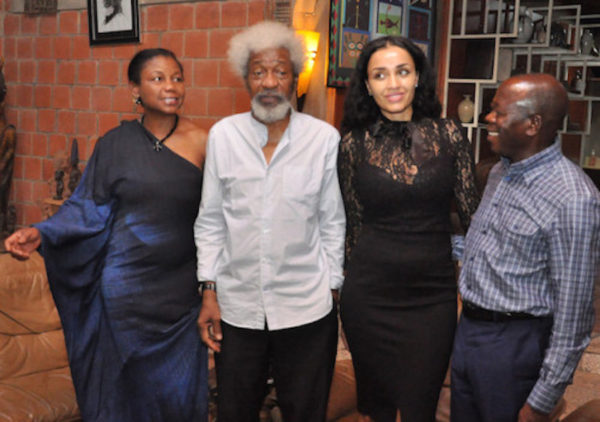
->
[458, 95, 474, 123]
[576, 76, 586, 94]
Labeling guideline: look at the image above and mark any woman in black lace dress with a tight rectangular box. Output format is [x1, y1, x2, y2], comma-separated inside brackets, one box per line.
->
[338, 36, 480, 422]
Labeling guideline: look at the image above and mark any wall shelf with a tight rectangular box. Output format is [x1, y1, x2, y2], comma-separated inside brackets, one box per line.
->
[443, 0, 600, 166]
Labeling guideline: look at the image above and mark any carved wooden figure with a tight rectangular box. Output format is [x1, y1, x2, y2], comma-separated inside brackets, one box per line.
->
[0, 57, 17, 235]
[53, 169, 65, 200]
[67, 138, 81, 196]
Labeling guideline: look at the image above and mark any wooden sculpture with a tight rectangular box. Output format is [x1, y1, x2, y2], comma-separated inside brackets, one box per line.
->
[0, 57, 16, 236]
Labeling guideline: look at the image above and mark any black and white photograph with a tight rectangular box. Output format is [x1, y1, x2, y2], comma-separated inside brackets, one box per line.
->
[87, 0, 139, 45]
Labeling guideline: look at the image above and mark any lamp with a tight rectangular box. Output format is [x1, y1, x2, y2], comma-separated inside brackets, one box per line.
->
[296, 30, 320, 111]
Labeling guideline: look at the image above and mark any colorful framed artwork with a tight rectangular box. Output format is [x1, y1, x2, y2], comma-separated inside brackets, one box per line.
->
[328, 0, 366, 87]
[341, 28, 370, 68]
[345, 0, 371, 30]
[408, 6, 431, 41]
[377, 2, 403, 36]
[327, 0, 436, 87]
[87, 0, 140, 45]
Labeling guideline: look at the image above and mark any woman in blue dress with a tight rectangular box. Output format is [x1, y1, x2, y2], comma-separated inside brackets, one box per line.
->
[4, 48, 208, 421]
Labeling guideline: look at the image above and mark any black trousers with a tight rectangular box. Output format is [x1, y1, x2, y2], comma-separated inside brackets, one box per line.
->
[215, 309, 338, 422]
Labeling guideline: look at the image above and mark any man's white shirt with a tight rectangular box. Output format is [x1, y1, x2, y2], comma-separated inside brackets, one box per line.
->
[194, 110, 345, 330]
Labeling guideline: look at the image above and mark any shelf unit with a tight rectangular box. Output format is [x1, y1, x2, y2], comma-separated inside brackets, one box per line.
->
[443, 0, 600, 169]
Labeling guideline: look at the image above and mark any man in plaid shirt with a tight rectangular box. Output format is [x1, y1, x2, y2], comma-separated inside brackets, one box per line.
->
[451, 73, 600, 422]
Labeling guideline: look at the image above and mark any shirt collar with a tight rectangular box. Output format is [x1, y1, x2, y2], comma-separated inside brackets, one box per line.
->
[249, 108, 295, 148]
[500, 137, 562, 184]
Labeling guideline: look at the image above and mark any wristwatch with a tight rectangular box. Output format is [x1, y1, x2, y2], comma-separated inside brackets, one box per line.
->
[199, 281, 216, 295]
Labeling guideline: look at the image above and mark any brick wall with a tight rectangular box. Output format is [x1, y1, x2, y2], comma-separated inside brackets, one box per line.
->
[2, 0, 266, 226]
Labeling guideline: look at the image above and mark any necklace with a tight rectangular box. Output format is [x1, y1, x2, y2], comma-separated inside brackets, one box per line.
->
[141, 115, 179, 152]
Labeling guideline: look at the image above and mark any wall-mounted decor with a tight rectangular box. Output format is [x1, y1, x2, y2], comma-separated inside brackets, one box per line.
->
[408, 7, 430, 38]
[408, 0, 430, 10]
[24, 0, 57, 14]
[270, 0, 292, 24]
[327, 0, 436, 87]
[377, 2, 403, 36]
[407, 3, 431, 57]
[87, 0, 140, 46]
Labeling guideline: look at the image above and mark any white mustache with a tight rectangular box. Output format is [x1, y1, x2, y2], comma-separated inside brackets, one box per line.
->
[255, 91, 286, 101]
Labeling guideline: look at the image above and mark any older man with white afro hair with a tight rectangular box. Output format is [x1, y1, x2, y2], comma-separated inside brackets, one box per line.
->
[227, 20, 306, 78]
[195, 19, 345, 422]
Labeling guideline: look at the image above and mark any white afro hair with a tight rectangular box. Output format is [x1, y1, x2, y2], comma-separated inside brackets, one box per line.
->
[228, 21, 306, 78]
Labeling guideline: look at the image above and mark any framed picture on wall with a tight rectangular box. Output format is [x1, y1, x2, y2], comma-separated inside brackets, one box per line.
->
[87, 0, 140, 45]
[327, 0, 436, 87]
[377, 2, 403, 36]
[408, 5, 432, 58]
[408, 7, 430, 41]
[408, 0, 431, 10]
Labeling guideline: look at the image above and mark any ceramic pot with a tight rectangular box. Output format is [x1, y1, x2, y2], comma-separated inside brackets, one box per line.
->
[458, 95, 474, 123]
[572, 70, 585, 94]
[512, 7, 534, 44]
[576, 76, 586, 94]
[534, 21, 546, 43]
[581, 29, 594, 55]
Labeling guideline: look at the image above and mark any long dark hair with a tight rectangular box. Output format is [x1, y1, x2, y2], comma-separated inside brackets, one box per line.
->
[340, 36, 441, 136]
[127, 48, 183, 85]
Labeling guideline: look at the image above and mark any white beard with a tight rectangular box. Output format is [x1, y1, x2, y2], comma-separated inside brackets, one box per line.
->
[251, 93, 292, 123]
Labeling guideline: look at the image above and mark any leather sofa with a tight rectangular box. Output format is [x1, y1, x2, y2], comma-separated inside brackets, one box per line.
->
[0, 249, 358, 422]
[326, 354, 359, 421]
[0, 251, 80, 422]
[0, 250, 461, 422]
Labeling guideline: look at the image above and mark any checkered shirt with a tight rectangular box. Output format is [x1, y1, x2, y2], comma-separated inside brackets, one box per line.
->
[460, 140, 600, 414]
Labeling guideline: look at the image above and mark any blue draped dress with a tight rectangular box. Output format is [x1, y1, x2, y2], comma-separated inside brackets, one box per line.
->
[35, 120, 208, 421]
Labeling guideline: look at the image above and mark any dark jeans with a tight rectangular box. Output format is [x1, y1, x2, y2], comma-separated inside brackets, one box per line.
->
[215, 309, 338, 422]
[451, 314, 553, 422]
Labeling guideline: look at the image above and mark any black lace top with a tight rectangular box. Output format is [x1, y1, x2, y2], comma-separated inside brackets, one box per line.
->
[338, 117, 480, 267]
